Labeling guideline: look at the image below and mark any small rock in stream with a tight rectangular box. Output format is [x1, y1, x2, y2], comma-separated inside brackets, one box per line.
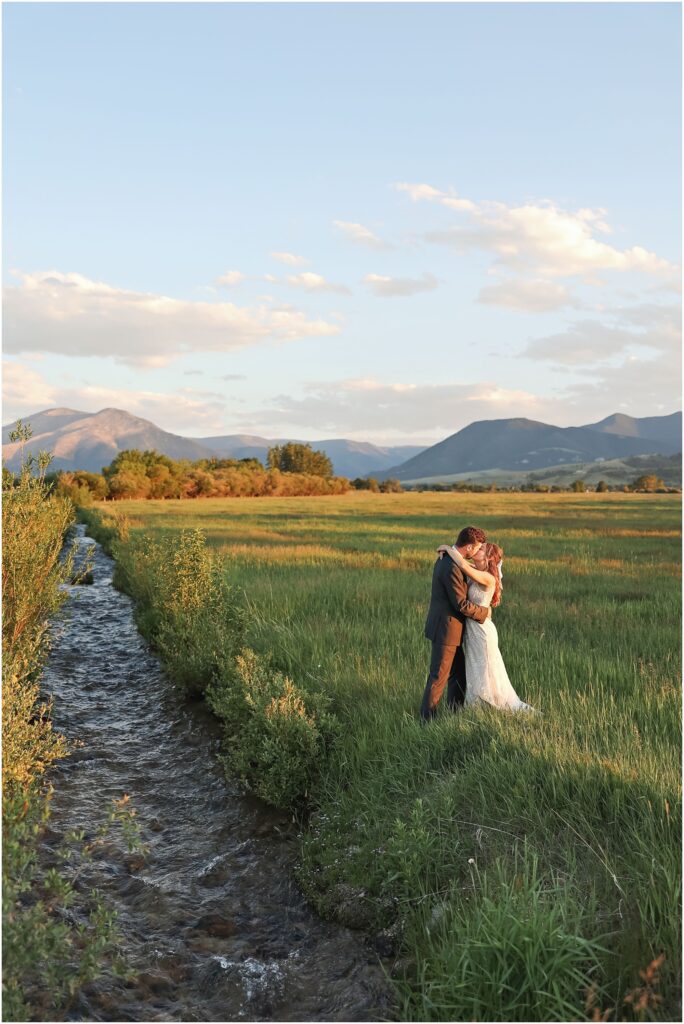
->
[191, 912, 237, 938]
[124, 853, 147, 873]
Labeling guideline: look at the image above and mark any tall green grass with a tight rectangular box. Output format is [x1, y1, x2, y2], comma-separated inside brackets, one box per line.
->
[83, 492, 681, 1021]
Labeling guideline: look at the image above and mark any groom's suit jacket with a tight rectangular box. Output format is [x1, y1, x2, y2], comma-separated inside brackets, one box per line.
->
[424, 555, 489, 647]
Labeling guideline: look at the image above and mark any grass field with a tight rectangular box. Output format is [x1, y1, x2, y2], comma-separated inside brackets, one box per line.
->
[86, 492, 681, 1021]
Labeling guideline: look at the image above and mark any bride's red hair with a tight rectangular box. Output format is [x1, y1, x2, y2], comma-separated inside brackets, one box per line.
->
[485, 543, 504, 607]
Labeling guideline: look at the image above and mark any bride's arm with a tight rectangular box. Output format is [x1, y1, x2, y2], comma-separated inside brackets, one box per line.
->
[437, 545, 495, 587]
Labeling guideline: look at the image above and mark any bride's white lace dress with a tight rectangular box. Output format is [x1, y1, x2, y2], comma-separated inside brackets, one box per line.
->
[464, 579, 533, 711]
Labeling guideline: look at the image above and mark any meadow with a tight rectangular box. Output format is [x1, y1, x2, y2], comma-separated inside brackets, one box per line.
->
[83, 492, 681, 1021]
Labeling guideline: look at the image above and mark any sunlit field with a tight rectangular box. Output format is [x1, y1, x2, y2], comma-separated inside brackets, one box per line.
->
[87, 492, 681, 1021]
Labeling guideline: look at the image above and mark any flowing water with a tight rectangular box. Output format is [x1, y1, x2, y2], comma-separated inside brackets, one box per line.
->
[40, 525, 395, 1022]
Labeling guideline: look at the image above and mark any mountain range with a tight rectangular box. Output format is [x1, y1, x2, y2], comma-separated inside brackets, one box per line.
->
[2, 406, 680, 481]
[0, 407, 425, 477]
[376, 412, 682, 482]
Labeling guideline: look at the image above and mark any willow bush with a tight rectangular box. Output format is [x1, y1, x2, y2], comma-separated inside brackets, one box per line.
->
[206, 648, 339, 809]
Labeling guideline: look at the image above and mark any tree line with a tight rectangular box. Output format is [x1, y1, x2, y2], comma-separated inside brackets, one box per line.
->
[3, 443, 404, 503]
[410, 474, 676, 494]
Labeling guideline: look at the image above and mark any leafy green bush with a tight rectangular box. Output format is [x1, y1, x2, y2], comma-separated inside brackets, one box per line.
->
[111, 527, 246, 696]
[2, 787, 142, 1021]
[207, 649, 339, 810]
[55, 471, 108, 506]
[266, 441, 333, 477]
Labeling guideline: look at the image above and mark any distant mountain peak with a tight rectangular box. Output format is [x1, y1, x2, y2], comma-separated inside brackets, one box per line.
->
[378, 411, 682, 481]
[2, 406, 427, 477]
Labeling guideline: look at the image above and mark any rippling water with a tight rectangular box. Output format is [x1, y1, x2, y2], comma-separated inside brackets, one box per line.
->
[40, 525, 394, 1021]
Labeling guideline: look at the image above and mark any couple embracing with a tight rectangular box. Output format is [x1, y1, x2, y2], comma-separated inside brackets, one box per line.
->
[420, 526, 534, 721]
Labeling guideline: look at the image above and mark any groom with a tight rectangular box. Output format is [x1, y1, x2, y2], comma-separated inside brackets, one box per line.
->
[420, 525, 491, 721]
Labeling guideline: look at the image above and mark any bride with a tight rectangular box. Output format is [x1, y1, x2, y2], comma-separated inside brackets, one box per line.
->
[437, 541, 535, 712]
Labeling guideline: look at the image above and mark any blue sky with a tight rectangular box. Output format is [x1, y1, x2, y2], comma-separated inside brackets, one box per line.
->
[3, 1, 681, 443]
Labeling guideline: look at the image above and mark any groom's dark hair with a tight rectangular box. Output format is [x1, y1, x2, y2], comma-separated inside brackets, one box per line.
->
[456, 526, 487, 547]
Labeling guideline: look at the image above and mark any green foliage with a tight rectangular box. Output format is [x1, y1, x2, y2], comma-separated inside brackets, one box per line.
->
[402, 854, 608, 1022]
[571, 479, 587, 492]
[631, 473, 665, 492]
[267, 441, 333, 477]
[110, 527, 246, 696]
[206, 649, 339, 810]
[596, 479, 609, 492]
[76, 506, 131, 555]
[93, 446, 349, 498]
[352, 476, 380, 491]
[3, 788, 145, 1022]
[379, 478, 403, 493]
[55, 470, 109, 507]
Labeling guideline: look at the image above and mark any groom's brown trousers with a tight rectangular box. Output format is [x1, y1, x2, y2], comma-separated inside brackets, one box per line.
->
[420, 642, 467, 720]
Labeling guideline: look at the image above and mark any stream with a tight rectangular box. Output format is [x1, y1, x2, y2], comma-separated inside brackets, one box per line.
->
[40, 524, 395, 1022]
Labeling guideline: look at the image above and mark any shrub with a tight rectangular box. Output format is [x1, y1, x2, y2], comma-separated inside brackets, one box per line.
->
[111, 528, 246, 696]
[206, 649, 339, 810]
[267, 442, 333, 477]
[379, 478, 403, 493]
[55, 471, 109, 506]
[352, 476, 380, 491]
[631, 474, 665, 492]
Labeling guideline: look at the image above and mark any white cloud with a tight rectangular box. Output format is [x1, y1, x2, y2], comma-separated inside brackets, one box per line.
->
[394, 181, 678, 283]
[270, 251, 309, 266]
[478, 278, 580, 312]
[3, 270, 340, 368]
[523, 303, 681, 365]
[333, 220, 391, 249]
[216, 270, 246, 286]
[394, 181, 476, 212]
[2, 361, 229, 434]
[520, 302, 682, 416]
[524, 322, 648, 365]
[364, 272, 438, 297]
[394, 182, 445, 203]
[286, 272, 351, 295]
[3, 361, 57, 411]
[250, 377, 549, 434]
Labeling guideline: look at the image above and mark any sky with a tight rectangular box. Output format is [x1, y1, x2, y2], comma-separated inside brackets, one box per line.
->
[2, 1, 682, 445]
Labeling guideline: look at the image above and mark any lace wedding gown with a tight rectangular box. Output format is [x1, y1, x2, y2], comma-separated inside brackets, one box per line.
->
[463, 579, 533, 711]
